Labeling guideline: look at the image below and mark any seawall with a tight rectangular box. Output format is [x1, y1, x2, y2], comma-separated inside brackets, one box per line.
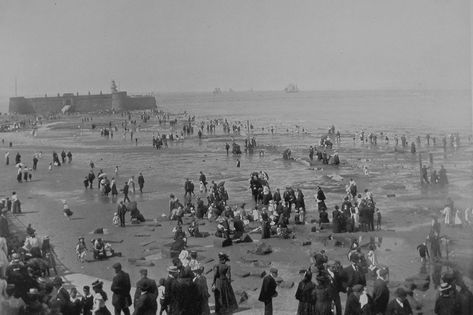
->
[9, 91, 156, 115]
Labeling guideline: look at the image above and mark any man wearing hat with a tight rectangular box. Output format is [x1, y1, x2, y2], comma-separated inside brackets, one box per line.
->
[192, 264, 211, 315]
[53, 276, 72, 314]
[258, 267, 278, 315]
[162, 266, 180, 315]
[343, 253, 366, 295]
[385, 287, 413, 315]
[434, 283, 460, 315]
[327, 261, 344, 315]
[111, 262, 132, 315]
[134, 269, 158, 306]
[372, 268, 390, 315]
[133, 279, 158, 315]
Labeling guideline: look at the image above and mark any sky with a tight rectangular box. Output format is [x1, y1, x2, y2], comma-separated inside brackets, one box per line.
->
[0, 0, 471, 96]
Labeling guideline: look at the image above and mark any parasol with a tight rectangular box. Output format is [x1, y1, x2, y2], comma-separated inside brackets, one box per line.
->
[98, 173, 107, 179]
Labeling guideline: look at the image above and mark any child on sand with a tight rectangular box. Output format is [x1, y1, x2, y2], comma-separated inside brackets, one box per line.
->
[158, 278, 166, 315]
[63, 200, 73, 219]
[48, 162, 52, 172]
[76, 237, 87, 263]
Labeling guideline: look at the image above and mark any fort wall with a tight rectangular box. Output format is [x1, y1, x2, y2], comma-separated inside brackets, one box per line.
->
[9, 91, 156, 115]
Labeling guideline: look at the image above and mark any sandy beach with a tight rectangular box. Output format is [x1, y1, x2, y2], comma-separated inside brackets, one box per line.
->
[0, 107, 472, 314]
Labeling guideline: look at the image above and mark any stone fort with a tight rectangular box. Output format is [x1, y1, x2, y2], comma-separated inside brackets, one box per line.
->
[9, 88, 157, 115]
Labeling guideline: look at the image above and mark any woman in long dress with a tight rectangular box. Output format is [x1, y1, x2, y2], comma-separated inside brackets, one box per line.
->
[0, 237, 8, 278]
[314, 274, 333, 315]
[92, 280, 111, 315]
[295, 270, 316, 315]
[212, 252, 238, 315]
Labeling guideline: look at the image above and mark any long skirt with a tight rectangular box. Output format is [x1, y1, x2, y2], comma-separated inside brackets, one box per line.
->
[12, 200, 21, 214]
[214, 279, 238, 314]
[297, 301, 316, 315]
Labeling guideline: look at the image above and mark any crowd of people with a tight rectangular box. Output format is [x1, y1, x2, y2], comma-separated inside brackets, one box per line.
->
[0, 110, 471, 315]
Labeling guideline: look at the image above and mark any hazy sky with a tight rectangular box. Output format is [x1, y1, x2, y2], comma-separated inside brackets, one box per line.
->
[0, 0, 470, 96]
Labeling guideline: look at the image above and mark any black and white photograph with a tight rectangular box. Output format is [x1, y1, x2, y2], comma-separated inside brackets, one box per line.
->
[0, 1, 472, 314]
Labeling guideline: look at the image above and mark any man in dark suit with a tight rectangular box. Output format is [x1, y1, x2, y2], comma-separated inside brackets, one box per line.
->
[111, 262, 132, 315]
[53, 276, 71, 314]
[343, 254, 367, 295]
[372, 268, 390, 315]
[327, 261, 345, 315]
[345, 284, 363, 315]
[133, 280, 158, 315]
[343, 253, 367, 313]
[385, 287, 413, 315]
[258, 267, 278, 315]
[134, 269, 158, 306]
[162, 266, 180, 315]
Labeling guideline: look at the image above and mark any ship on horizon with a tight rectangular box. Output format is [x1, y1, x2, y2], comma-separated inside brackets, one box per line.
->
[284, 84, 299, 93]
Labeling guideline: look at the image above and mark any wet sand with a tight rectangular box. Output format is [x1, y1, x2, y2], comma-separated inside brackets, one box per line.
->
[1, 113, 473, 314]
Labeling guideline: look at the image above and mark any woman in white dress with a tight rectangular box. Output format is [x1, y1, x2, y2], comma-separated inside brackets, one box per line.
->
[442, 206, 452, 225]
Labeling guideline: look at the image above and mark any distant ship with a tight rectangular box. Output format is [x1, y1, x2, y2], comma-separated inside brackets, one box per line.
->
[212, 88, 223, 95]
[284, 84, 299, 93]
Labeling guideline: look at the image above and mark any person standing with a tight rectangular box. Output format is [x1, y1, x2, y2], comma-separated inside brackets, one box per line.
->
[372, 269, 390, 315]
[314, 273, 334, 315]
[258, 267, 278, 315]
[137, 173, 145, 193]
[199, 171, 207, 192]
[122, 182, 130, 203]
[92, 280, 111, 315]
[82, 285, 94, 315]
[327, 261, 344, 315]
[315, 186, 327, 212]
[32, 155, 38, 170]
[295, 269, 316, 315]
[111, 178, 118, 197]
[193, 264, 211, 315]
[133, 280, 158, 315]
[4, 151, 9, 165]
[134, 269, 157, 306]
[212, 252, 238, 315]
[345, 284, 364, 315]
[117, 201, 127, 227]
[343, 253, 367, 304]
[162, 266, 180, 315]
[416, 242, 430, 263]
[88, 170, 96, 189]
[111, 263, 132, 315]
[128, 176, 136, 194]
[386, 288, 413, 315]
[53, 276, 71, 314]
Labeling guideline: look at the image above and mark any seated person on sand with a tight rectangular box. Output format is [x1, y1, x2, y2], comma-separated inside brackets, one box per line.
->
[91, 238, 117, 259]
[130, 207, 145, 223]
[276, 219, 293, 239]
[188, 218, 208, 238]
[295, 207, 306, 225]
[215, 216, 230, 238]
[185, 202, 195, 216]
[232, 215, 245, 240]
[196, 198, 208, 219]
[173, 224, 187, 242]
[170, 206, 184, 225]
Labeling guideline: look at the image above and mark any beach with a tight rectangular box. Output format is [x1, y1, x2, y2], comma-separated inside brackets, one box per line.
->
[1, 89, 472, 314]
